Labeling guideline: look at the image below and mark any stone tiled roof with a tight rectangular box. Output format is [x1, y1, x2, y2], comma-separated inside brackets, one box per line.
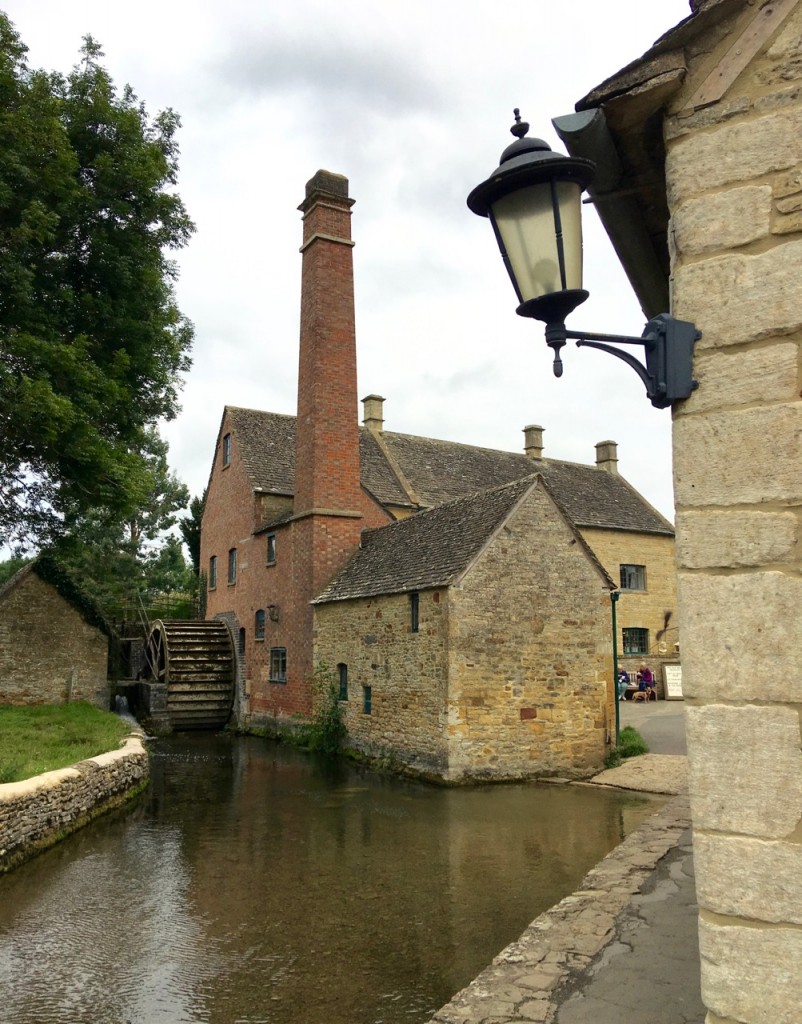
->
[225, 407, 673, 536]
[313, 476, 542, 603]
[226, 407, 296, 494]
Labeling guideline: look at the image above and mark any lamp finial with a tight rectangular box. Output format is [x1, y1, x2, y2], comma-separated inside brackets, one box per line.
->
[510, 108, 529, 139]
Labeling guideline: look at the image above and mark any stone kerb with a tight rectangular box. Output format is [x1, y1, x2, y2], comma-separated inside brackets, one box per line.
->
[0, 735, 149, 874]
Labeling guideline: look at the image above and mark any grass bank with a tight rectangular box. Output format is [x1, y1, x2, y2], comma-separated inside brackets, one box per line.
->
[0, 703, 131, 784]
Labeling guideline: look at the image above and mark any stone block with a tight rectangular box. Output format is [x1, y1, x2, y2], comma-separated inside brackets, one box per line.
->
[664, 96, 750, 140]
[671, 186, 771, 256]
[685, 705, 802, 839]
[694, 833, 802, 925]
[681, 343, 798, 414]
[772, 207, 802, 234]
[673, 405, 802, 506]
[672, 240, 802, 346]
[678, 574, 802, 702]
[675, 510, 798, 568]
[699, 917, 802, 1024]
[667, 107, 802, 202]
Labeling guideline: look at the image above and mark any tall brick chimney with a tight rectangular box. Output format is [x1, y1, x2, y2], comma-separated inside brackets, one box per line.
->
[294, 170, 362, 520]
[288, 170, 364, 703]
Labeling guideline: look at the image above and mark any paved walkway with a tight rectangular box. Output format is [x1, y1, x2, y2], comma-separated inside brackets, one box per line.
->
[429, 708, 705, 1024]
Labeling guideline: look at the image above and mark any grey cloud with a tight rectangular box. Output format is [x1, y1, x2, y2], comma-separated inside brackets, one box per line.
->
[209, 25, 442, 115]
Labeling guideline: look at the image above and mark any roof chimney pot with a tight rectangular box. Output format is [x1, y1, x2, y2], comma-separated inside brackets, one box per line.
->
[362, 394, 385, 434]
[595, 440, 618, 474]
[523, 424, 544, 459]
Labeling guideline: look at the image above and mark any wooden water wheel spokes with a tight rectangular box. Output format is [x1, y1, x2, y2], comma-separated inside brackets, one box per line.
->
[144, 620, 235, 730]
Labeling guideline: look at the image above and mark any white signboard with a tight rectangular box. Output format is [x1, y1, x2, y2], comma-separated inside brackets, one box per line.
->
[663, 663, 683, 700]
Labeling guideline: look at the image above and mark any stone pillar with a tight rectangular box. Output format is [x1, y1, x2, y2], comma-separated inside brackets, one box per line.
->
[666, 9, 802, 1021]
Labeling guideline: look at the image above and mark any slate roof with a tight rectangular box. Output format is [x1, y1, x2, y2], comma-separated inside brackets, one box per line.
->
[313, 476, 543, 604]
[223, 406, 673, 536]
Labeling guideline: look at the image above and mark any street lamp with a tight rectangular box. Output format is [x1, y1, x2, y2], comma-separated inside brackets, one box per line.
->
[467, 110, 700, 409]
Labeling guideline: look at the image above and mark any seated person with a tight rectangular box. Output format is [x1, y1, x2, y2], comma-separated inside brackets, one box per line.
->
[617, 668, 630, 700]
[635, 663, 655, 701]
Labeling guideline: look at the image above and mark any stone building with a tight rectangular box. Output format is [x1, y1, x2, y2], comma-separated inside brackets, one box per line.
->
[0, 554, 110, 708]
[555, 0, 802, 1018]
[201, 170, 678, 780]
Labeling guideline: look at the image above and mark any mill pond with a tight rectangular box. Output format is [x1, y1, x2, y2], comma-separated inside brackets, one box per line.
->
[0, 734, 659, 1024]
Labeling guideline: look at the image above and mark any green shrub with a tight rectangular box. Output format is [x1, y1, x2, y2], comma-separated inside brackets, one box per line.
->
[305, 663, 346, 756]
[605, 725, 649, 768]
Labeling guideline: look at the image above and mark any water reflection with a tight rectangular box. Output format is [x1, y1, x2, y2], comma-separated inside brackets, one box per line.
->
[0, 734, 659, 1024]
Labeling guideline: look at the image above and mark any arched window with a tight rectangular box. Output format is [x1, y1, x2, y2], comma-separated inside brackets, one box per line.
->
[337, 663, 348, 701]
[227, 547, 237, 584]
[255, 609, 266, 640]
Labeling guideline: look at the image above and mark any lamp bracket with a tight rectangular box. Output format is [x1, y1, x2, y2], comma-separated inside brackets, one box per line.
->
[544, 313, 700, 409]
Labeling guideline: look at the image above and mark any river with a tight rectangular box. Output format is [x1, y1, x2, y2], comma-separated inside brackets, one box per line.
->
[0, 733, 659, 1024]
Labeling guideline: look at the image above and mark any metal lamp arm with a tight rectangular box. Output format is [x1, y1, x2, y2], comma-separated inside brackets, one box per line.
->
[574, 337, 655, 395]
[544, 314, 700, 409]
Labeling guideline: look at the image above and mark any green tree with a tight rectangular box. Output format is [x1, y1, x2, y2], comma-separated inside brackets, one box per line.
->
[0, 16, 194, 547]
[54, 433, 191, 617]
[0, 554, 31, 586]
[178, 488, 205, 575]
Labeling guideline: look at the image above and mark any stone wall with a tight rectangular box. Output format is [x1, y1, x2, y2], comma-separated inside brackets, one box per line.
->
[313, 588, 451, 777]
[0, 736, 149, 873]
[446, 483, 611, 781]
[666, 5, 802, 1022]
[0, 571, 109, 708]
[580, 529, 679, 658]
[315, 481, 612, 782]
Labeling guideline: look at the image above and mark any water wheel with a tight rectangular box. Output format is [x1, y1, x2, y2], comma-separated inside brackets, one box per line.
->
[144, 620, 235, 730]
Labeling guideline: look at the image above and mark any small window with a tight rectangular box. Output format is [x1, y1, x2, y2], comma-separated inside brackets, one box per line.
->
[363, 684, 372, 715]
[623, 627, 649, 655]
[269, 647, 287, 683]
[222, 432, 232, 467]
[620, 564, 646, 591]
[410, 592, 419, 633]
[266, 533, 276, 565]
[227, 548, 237, 584]
[337, 663, 348, 701]
[255, 609, 265, 640]
[208, 555, 217, 589]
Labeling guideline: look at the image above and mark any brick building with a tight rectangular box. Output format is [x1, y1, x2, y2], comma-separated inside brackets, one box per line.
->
[200, 169, 678, 779]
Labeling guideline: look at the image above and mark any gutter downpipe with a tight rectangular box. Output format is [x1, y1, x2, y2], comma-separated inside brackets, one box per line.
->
[611, 589, 621, 746]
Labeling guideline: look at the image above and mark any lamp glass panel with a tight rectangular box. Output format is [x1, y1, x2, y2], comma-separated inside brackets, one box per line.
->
[491, 180, 583, 302]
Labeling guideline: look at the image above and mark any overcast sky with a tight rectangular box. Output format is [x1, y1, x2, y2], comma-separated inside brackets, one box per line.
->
[6, 0, 693, 522]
